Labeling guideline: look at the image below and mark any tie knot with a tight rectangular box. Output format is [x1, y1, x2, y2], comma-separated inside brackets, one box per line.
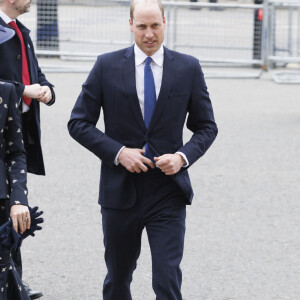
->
[9, 21, 17, 30]
[145, 57, 152, 66]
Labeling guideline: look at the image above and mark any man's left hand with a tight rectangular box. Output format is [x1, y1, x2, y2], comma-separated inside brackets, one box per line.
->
[154, 154, 185, 175]
[37, 86, 52, 104]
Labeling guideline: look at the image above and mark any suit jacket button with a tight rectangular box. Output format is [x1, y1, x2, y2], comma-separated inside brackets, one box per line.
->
[16, 54, 21, 60]
[0, 97, 2, 104]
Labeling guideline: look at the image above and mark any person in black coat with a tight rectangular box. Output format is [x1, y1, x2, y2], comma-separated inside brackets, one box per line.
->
[0, 0, 53, 294]
[0, 25, 31, 300]
[0, 66, 44, 298]
[0, 55, 30, 240]
[0, 25, 42, 234]
[0, 0, 55, 176]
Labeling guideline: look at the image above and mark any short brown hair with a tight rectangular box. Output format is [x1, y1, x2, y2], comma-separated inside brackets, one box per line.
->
[130, 0, 164, 20]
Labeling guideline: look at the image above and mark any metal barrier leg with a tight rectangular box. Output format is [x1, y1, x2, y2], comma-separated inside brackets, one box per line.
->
[298, 8, 300, 56]
[288, 7, 293, 56]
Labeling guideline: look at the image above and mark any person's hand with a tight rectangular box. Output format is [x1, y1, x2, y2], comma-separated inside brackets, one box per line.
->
[10, 205, 31, 234]
[23, 84, 42, 99]
[37, 85, 52, 104]
[154, 153, 185, 175]
[118, 147, 155, 173]
[21, 206, 44, 240]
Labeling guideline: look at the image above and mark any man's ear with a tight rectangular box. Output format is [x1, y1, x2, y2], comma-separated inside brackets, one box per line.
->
[129, 18, 133, 32]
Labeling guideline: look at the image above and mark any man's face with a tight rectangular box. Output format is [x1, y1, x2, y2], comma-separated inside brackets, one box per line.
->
[129, 3, 166, 57]
[13, 0, 31, 15]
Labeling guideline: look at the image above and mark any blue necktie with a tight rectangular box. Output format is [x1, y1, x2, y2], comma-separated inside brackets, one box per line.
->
[144, 57, 156, 161]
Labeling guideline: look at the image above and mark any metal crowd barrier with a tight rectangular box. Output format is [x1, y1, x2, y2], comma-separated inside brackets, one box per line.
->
[17, 0, 300, 82]
[267, 0, 300, 83]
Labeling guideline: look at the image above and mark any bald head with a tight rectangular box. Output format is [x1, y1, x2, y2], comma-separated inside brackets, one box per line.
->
[130, 0, 164, 20]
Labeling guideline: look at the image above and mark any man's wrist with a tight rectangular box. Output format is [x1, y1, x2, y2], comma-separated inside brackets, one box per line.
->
[176, 151, 189, 168]
[114, 146, 125, 165]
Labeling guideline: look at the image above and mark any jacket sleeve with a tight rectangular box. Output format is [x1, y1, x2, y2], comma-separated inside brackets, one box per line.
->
[0, 79, 25, 100]
[177, 60, 218, 166]
[67, 56, 123, 166]
[37, 63, 55, 106]
[4, 85, 28, 208]
[30, 38, 55, 106]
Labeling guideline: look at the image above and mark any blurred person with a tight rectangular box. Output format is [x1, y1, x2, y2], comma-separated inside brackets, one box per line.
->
[253, 0, 263, 61]
[0, 0, 56, 298]
[68, 0, 217, 299]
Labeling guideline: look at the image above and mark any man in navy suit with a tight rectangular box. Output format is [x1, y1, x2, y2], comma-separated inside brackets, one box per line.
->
[68, 0, 217, 298]
[0, 0, 55, 298]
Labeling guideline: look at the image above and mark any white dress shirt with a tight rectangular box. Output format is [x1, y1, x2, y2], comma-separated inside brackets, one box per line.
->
[134, 43, 163, 119]
[114, 44, 188, 167]
[0, 10, 30, 112]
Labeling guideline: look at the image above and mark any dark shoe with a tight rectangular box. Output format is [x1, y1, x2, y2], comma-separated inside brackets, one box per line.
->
[23, 281, 43, 299]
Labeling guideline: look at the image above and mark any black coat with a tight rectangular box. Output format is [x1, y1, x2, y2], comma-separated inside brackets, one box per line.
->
[0, 18, 55, 175]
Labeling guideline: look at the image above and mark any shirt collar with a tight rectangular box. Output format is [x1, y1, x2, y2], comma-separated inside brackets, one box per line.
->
[134, 44, 164, 67]
[0, 10, 15, 24]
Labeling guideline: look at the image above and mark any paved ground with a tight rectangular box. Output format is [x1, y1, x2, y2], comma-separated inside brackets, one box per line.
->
[18, 62, 300, 300]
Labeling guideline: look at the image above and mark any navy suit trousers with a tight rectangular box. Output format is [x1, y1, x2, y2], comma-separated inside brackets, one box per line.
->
[101, 169, 186, 300]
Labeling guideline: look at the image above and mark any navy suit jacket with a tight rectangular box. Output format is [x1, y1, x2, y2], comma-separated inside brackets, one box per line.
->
[0, 81, 28, 207]
[68, 46, 217, 209]
[0, 18, 55, 175]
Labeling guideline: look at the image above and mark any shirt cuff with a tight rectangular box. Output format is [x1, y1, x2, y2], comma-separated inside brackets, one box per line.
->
[176, 151, 189, 168]
[114, 146, 125, 165]
[46, 85, 56, 106]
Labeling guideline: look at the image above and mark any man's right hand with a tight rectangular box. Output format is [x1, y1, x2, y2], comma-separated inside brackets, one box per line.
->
[23, 84, 43, 99]
[118, 148, 155, 173]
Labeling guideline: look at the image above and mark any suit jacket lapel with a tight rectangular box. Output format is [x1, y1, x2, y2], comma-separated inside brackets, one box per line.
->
[121, 46, 146, 132]
[148, 47, 175, 132]
[0, 18, 7, 28]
